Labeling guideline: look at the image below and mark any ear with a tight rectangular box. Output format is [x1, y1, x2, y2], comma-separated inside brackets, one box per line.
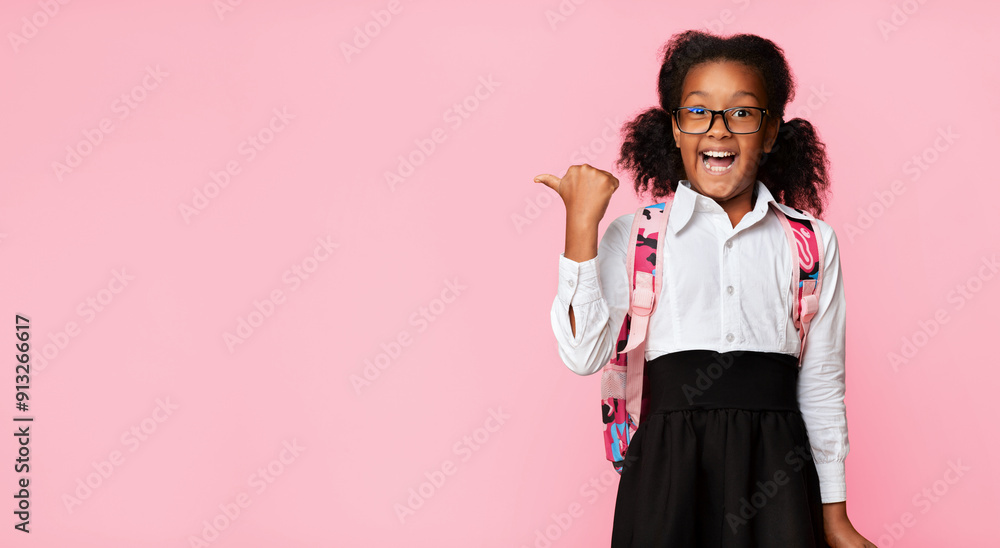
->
[763, 116, 781, 153]
[670, 111, 681, 148]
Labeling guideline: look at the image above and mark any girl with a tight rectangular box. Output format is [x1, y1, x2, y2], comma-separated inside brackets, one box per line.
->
[535, 31, 875, 547]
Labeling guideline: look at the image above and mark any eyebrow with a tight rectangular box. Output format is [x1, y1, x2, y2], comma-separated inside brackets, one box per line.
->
[683, 90, 760, 102]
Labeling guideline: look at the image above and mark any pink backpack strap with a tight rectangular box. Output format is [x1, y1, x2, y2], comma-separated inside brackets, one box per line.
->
[769, 203, 824, 366]
[600, 198, 672, 473]
[621, 200, 672, 430]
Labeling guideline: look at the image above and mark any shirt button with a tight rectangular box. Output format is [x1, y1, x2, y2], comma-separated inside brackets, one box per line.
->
[727, 285, 734, 295]
[726, 241, 733, 249]
[726, 333, 735, 342]
[568, 279, 575, 287]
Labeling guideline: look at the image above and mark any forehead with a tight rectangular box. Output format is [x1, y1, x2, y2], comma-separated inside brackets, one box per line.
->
[681, 60, 767, 104]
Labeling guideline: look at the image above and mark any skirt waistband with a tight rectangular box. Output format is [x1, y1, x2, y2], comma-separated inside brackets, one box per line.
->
[644, 350, 800, 413]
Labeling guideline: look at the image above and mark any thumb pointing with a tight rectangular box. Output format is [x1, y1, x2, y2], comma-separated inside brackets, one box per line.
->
[534, 174, 560, 192]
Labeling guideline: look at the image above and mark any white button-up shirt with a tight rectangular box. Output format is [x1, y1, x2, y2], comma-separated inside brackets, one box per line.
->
[550, 179, 849, 504]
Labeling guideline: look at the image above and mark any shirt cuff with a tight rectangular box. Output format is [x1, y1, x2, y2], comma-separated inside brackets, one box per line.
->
[815, 460, 847, 504]
[558, 253, 602, 307]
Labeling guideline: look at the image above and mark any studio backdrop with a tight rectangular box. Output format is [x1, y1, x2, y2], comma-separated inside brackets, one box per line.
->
[1, 0, 996, 547]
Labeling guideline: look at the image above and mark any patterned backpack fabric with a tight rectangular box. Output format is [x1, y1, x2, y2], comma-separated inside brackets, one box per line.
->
[601, 198, 825, 474]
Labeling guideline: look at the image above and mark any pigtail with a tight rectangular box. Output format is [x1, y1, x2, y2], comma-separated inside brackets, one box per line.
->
[616, 107, 680, 201]
[758, 118, 831, 219]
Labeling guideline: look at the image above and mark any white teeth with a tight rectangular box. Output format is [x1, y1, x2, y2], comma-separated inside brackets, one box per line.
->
[703, 155, 736, 172]
[702, 150, 736, 157]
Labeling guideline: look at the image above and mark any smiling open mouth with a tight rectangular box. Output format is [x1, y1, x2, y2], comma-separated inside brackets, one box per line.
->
[701, 151, 737, 174]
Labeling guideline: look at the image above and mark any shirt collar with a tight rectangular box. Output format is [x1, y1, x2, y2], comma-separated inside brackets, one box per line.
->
[669, 179, 805, 234]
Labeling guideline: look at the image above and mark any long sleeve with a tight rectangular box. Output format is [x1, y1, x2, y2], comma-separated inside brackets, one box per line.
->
[549, 215, 632, 376]
[796, 220, 851, 504]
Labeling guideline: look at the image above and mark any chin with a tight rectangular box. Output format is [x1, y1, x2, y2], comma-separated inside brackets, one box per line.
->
[692, 174, 745, 193]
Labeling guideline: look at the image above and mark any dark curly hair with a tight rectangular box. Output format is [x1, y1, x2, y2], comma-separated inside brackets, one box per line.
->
[616, 30, 831, 218]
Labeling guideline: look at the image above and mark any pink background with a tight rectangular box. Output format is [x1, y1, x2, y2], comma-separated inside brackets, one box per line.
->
[1, 0, 997, 546]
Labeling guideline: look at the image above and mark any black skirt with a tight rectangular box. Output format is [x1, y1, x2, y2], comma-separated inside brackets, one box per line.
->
[611, 350, 830, 547]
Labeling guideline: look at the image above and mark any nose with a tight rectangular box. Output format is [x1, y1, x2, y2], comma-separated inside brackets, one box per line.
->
[707, 111, 732, 137]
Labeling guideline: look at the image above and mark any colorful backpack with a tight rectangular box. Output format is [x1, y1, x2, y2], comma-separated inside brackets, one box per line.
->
[601, 197, 825, 474]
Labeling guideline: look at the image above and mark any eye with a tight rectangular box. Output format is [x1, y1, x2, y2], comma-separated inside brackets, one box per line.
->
[686, 107, 707, 115]
[730, 108, 750, 118]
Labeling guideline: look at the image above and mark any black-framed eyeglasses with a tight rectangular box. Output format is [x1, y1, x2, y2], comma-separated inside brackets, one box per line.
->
[671, 106, 769, 134]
